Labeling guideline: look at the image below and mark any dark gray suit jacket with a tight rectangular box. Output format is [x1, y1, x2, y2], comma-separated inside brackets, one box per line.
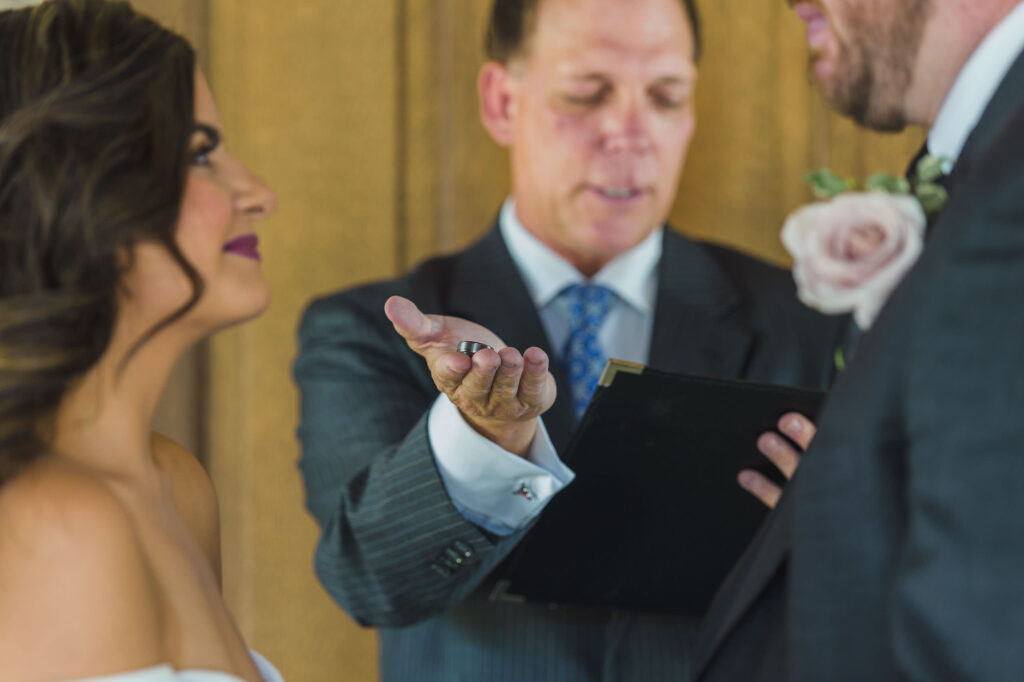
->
[692, 51, 1024, 682]
[295, 227, 845, 681]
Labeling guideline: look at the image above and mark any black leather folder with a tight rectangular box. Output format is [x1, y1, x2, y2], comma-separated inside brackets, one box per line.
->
[494, 360, 827, 616]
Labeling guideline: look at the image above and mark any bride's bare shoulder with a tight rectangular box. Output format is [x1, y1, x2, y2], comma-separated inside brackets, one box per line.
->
[0, 458, 163, 679]
[0, 457, 145, 566]
[151, 433, 221, 584]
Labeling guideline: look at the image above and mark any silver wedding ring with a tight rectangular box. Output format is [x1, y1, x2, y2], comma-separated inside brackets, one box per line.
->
[457, 341, 495, 357]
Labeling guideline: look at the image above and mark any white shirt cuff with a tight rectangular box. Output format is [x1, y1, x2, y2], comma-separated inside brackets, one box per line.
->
[428, 394, 575, 536]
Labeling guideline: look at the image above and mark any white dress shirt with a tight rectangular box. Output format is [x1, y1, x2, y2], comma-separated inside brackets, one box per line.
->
[429, 199, 663, 535]
[928, 1, 1024, 170]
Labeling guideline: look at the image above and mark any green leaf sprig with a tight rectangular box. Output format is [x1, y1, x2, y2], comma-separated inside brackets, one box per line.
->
[805, 154, 949, 216]
[833, 345, 847, 373]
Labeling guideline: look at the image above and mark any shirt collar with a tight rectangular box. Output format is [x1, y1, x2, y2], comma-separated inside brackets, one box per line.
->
[498, 198, 662, 313]
[928, 1, 1024, 171]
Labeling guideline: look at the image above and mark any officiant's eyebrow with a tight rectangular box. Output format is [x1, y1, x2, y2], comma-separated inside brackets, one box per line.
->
[654, 75, 694, 87]
[569, 73, 694, 86]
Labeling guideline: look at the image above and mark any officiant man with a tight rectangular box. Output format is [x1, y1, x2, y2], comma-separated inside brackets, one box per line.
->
[294, 0, 844, 679]
[690, 1, 1024, 679]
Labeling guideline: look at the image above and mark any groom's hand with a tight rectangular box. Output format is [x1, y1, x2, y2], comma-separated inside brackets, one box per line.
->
[737, 412, 817, 509]
[385, 296, 556, 456]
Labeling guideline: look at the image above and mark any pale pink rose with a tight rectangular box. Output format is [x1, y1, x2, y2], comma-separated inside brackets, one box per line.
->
[781, 192, 925, 329]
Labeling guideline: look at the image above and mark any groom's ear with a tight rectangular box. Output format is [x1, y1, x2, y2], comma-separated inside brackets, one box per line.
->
[478, 61, 518, 147]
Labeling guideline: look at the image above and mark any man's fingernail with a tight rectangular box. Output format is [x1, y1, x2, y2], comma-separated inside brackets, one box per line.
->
[783, 416, 803, 435]
[760, 433, 779, 452]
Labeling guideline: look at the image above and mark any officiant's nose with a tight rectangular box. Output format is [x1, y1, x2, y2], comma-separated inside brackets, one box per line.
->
[599, 94, 654, 155]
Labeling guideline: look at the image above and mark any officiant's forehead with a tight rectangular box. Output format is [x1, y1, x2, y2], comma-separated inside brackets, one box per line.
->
[486, 0, 701, 65]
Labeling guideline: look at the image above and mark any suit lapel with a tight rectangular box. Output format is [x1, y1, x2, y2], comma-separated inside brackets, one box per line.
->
[691, 485, 796, 678]
[648, 229, 753, 378]
[957, 48, 1024, 173]
[444, 226, 578, 452]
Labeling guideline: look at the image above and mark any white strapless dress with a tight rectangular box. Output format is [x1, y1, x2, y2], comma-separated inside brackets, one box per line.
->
[66, 651, 283, 682]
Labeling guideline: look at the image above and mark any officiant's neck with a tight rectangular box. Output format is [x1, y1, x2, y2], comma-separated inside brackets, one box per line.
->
[904, 0, 1019, 128]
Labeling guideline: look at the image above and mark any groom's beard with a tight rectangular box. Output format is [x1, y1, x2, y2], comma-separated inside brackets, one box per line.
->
[821, 0, 932, 132]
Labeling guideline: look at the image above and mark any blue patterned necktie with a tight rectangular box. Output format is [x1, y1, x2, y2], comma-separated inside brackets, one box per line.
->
[559, 283, 614, 420]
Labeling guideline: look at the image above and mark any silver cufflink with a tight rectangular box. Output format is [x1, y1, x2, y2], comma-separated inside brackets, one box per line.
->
[514, 483, 533, 501]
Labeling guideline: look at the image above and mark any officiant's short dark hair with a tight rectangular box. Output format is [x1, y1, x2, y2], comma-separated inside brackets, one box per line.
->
[486, 0, 702, 64]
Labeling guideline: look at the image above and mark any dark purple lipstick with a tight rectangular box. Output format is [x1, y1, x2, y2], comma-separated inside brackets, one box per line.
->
[223, 234, 261, 261]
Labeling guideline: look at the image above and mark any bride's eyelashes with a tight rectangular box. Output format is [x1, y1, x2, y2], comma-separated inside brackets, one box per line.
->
[190, 123, 222, 166]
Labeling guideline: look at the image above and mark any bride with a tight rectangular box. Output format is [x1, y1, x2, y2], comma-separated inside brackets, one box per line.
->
[0, 1, 282, 680]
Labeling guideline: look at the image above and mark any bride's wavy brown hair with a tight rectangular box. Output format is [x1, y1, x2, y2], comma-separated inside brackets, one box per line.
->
[0, 0, 201, 483]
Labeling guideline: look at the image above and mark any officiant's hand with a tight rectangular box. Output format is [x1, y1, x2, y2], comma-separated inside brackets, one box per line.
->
[385, 296, 556, 457]
[737, 412, 817, 509]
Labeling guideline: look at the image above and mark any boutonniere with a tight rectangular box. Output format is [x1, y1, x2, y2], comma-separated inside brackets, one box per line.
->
[781, 155, 948, 332]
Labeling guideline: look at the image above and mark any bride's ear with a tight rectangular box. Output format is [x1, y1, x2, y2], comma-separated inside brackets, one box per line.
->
[478, 61, 518, 147]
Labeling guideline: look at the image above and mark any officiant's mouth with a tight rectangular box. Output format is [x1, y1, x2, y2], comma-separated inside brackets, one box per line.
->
[587, 185, 648, 204]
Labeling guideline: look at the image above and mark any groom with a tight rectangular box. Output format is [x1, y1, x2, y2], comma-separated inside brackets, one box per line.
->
[692, 0, 1024, 679]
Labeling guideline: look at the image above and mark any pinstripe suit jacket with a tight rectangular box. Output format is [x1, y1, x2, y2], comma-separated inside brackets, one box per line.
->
[294, 226, 845, 681]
